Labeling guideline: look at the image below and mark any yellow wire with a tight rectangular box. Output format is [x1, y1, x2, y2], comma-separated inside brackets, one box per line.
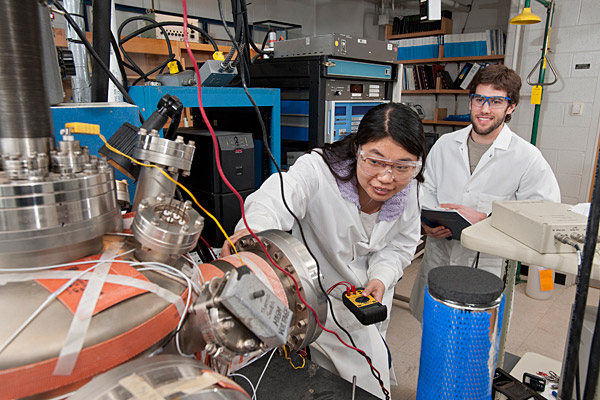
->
[282, 346, 305, 370]
[93, 131, 244, 263]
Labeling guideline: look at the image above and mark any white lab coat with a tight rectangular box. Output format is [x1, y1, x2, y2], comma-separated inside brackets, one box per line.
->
[235, 151, 421, 398]
[409, 124, 561, 321]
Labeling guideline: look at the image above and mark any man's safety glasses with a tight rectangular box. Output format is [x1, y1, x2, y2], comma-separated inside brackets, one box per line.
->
[357, 148, 421, 182]
[469, 94, 511, 109]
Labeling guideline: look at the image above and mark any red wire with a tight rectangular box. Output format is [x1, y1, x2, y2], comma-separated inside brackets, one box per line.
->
[327, 281, 352, 295]
[198, 235, 218, 260]
[180, 2, 387, 396]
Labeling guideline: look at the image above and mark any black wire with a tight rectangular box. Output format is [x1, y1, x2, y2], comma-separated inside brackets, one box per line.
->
[461, 0, 475, 34]
[471, 251, 480, 269]
[131, 54, 176, 86]
[576, 360, 582, 400]
[120, 20, 219, 53]
[216, 1, 389, 398]
[117, 15, 175, 82]
[237, 0, 268, 56]
[52, 2, 144, 124]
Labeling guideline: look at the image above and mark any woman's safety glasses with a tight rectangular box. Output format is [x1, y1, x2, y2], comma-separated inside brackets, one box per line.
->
[357, 147, 421, 182]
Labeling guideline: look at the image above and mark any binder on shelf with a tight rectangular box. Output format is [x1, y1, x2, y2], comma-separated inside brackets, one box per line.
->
[453, 63, 472, 89]
[459, 62, 481, 90]
[443, 29, 505, 58]
[438, 70, 454, 89]
[393, 36, 441, 61]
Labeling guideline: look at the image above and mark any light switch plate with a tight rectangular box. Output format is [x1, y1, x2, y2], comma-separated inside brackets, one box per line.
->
[571, 102, 584, 115]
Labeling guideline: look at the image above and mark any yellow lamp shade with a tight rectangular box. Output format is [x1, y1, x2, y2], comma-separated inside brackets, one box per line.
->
[510, 7, 542, 25]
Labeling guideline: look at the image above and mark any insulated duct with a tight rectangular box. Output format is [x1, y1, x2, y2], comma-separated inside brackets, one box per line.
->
[0, 0, 54, 156]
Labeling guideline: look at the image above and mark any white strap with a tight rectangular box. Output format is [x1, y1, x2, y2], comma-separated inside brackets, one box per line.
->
[53, 243, 122, 375]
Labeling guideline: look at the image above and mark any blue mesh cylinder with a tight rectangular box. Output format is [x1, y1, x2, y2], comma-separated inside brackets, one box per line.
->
[417, 266, 505, 400]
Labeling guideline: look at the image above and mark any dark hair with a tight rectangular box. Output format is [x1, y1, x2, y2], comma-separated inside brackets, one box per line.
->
[469, 64, 521, 122]
[317, 102, 427, 183]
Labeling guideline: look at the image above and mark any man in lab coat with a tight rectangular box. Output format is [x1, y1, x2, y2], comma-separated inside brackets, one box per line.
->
[409, 64, 561, 322]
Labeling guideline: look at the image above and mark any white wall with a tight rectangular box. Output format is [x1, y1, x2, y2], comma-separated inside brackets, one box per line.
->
[315, 0, 380, 38]
[505, 0, 600, 204]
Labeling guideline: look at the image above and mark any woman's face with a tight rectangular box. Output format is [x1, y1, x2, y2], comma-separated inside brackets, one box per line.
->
[356, 137, 419, 202]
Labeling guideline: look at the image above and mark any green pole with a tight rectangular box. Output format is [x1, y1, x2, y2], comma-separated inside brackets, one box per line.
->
[530, 0, 555, 145]
[517, 0, 555, 282]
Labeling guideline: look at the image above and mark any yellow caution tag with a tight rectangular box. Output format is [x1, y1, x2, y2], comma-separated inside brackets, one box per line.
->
[213, 51, 225, 61]
[167, 61, 180, 74]
[531, 85, 542, 105]
[65, 122, 100, 135]
[539, 269, 554, 291]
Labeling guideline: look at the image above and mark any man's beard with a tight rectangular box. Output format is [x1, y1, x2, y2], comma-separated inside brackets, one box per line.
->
[470, 113, 506, 136]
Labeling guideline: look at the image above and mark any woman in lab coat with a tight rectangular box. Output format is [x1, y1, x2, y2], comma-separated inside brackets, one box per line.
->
[222, 102, 426, 398]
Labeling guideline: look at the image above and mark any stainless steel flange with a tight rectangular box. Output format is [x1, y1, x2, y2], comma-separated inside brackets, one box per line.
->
[131, 195, 204, 265]
[131, 131, 195, 212]
[0, 152, 121, 268]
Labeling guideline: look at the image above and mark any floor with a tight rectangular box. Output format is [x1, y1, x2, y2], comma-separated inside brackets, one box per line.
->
[386, 257, 600, 400]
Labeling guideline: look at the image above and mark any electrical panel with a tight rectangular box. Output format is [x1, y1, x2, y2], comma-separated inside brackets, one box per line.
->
[137, 13, 200, 43]
[274, 33, 397, 64]
[325, 100, 387, 143]
[490, 200, 588, 254]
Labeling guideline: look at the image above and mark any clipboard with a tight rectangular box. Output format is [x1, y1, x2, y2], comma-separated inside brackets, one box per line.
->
[421, 208, 472, 240]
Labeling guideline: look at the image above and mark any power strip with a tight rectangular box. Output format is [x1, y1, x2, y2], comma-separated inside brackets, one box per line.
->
[490, 200, 587, 254]
[138, 13, 200, 43]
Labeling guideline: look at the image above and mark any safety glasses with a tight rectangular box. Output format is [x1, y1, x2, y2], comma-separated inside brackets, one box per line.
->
[469, 94, 511, 109]
[357, 147, 421, 182]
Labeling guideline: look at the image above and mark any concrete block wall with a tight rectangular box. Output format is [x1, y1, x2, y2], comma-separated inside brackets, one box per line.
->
[505, 0, 600, 204]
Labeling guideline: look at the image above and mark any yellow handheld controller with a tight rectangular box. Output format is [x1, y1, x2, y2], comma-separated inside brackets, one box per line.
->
[342, 288, 387, 325]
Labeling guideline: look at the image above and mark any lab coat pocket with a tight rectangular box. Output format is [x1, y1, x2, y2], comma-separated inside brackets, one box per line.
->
[477, 193, 511, 215]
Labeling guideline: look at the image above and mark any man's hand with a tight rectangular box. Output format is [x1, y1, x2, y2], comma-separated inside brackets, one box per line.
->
[422, 221, 452, 238]
[221, 228, 251, 257]
[362, 279, 385, 302]
[440, 203, 487, 224]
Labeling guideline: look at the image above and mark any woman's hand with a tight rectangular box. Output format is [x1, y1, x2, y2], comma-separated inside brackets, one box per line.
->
[220, 228, 251, 257]
[362, 279, 385, 303]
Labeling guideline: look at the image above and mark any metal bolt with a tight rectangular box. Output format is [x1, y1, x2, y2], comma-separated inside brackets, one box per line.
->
[188, 140, 195, 147]
[184, 200, 192, 210]
[156, 193, 166, 202]
[139, 199, 148, 209]
[195, 219, 203, 228]
[243, 338, 257, 350]
[296, 303, 306, 311]
[296, 320, 307, 329]
[273, 252, 282, 261]
[222, 320, 235, 331]
[205, 343, 217, 355]
[175, 136, 184, 143]
[138, 128, 147, 136]
[149, 129, 159, 137]
[180, 225, 189, 232]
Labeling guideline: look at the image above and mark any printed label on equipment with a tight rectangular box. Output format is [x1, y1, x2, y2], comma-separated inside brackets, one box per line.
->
[357, 39, 367, 44]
